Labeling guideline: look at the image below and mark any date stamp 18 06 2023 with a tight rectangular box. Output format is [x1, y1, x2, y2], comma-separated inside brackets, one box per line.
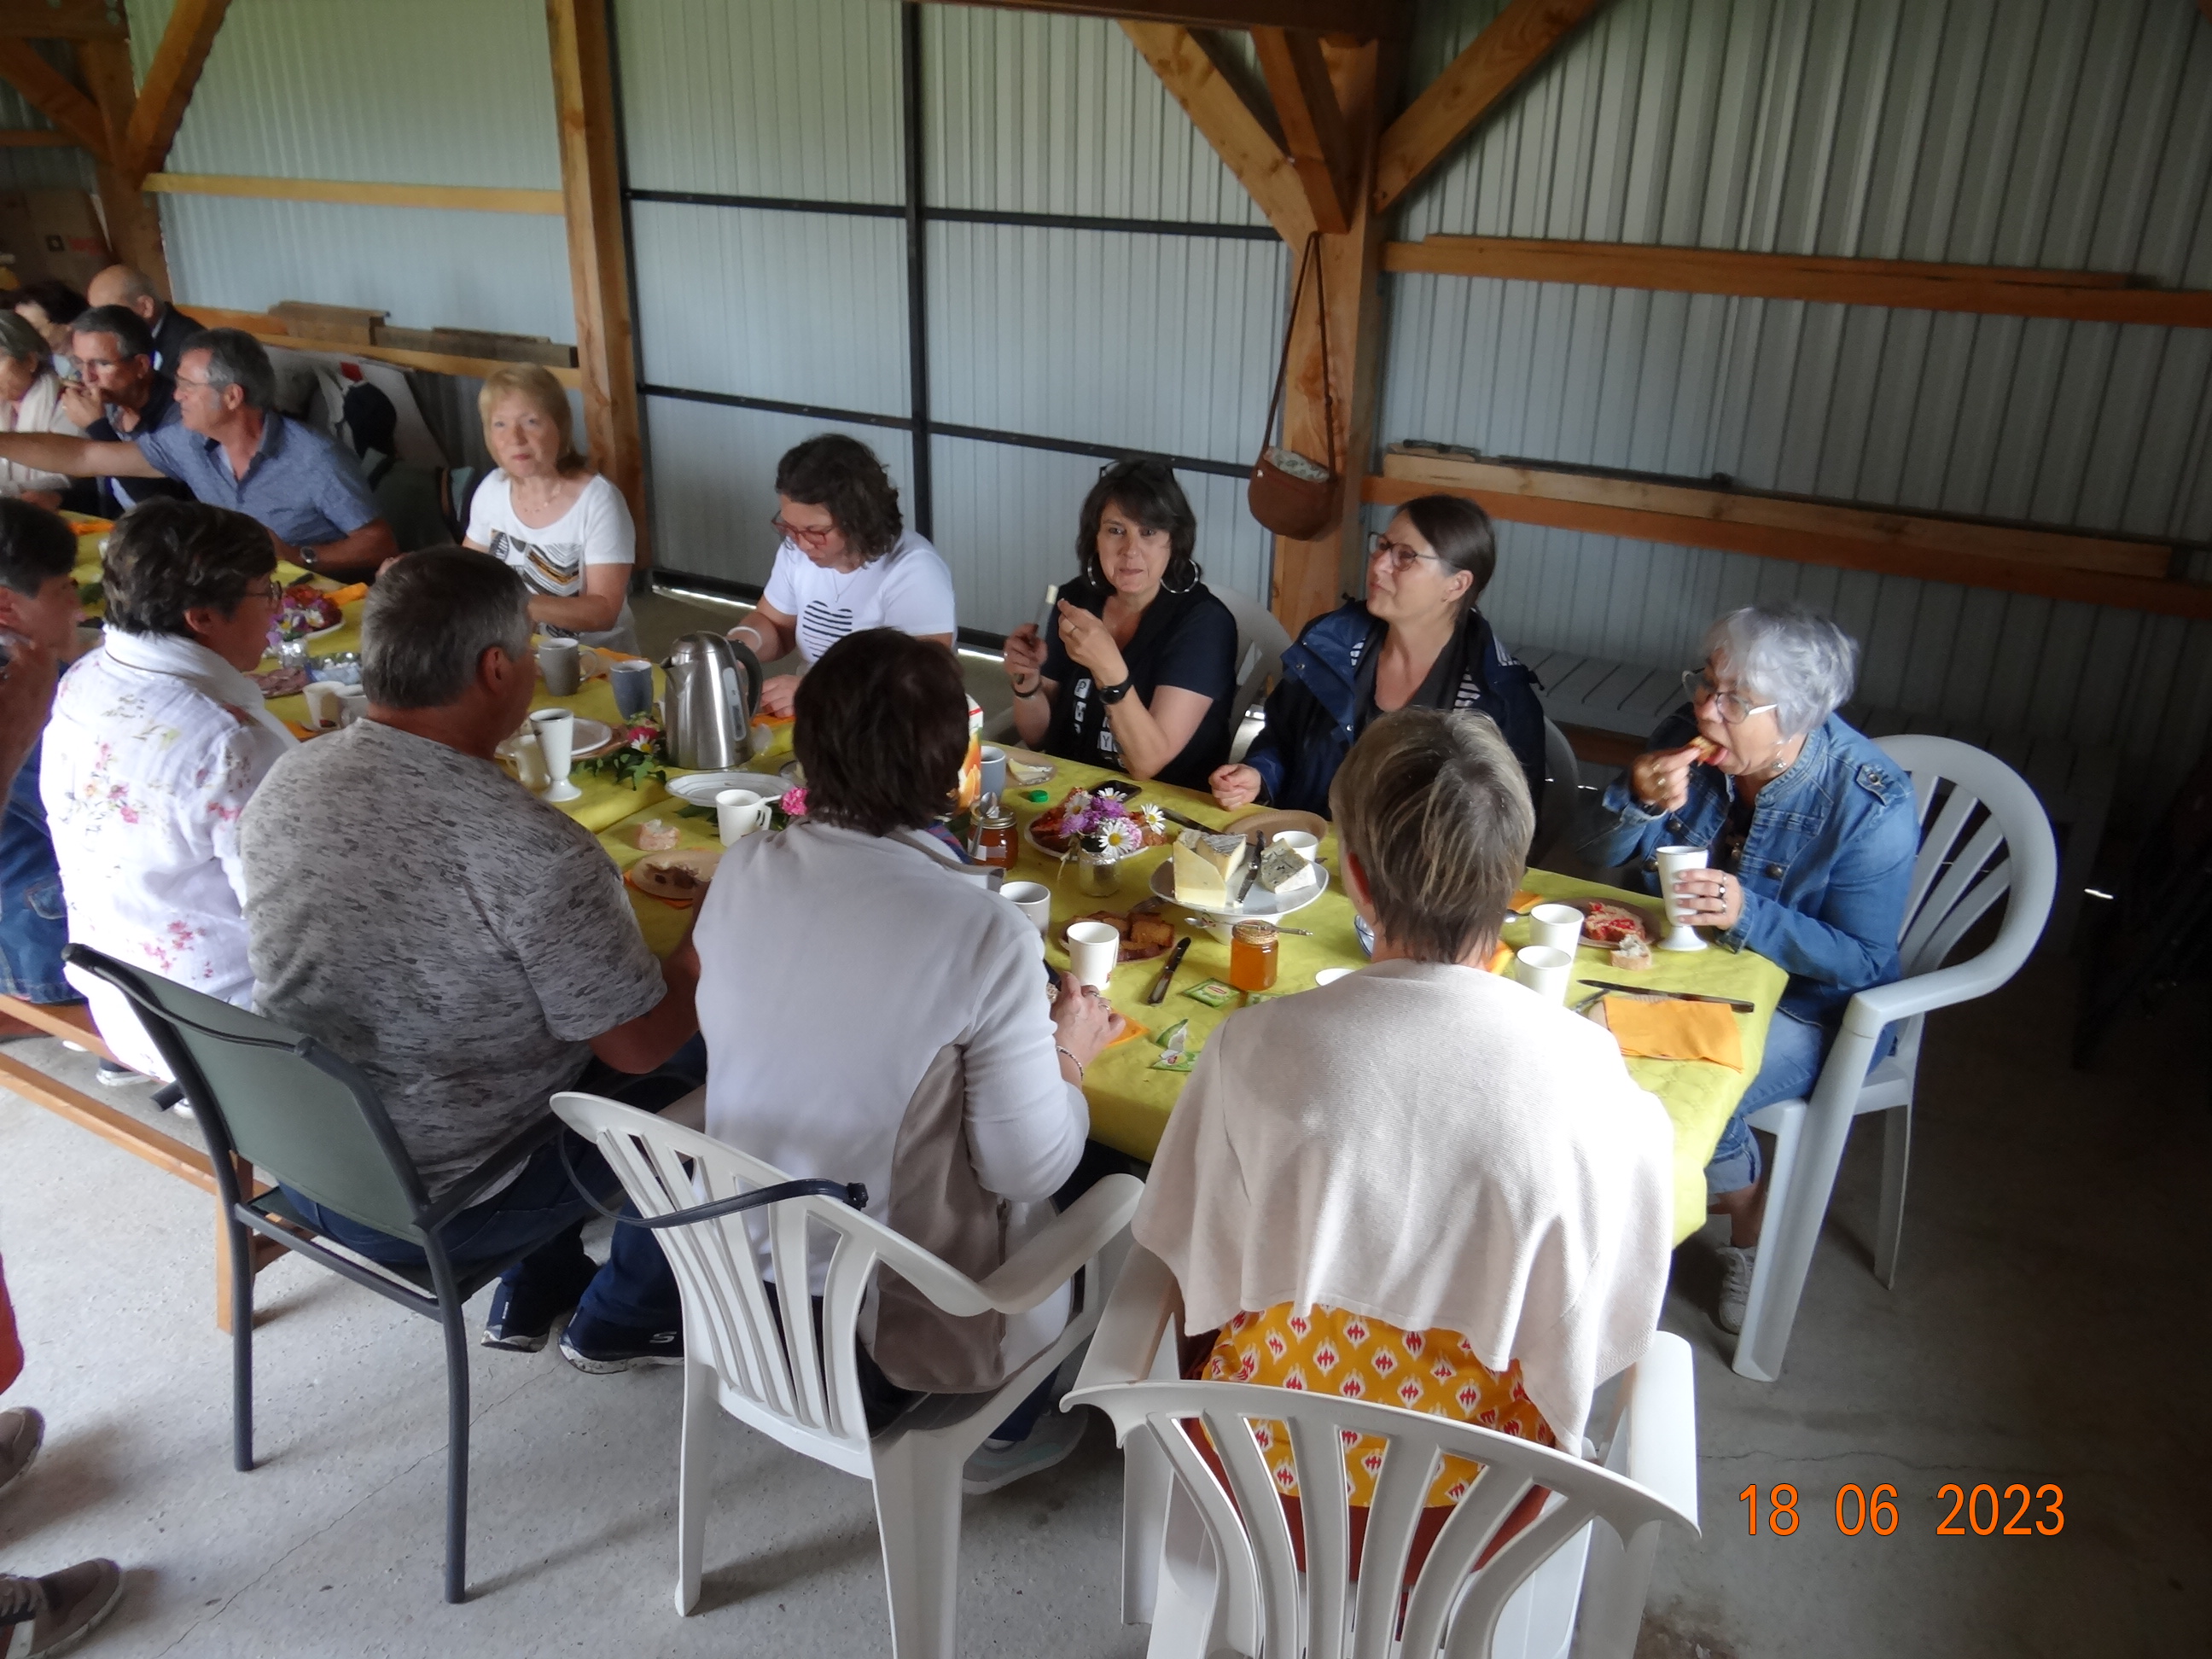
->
[1738, 1482, 2064, 1537]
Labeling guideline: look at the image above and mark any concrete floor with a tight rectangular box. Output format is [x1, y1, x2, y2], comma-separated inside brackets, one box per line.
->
[3, 592, 2203, 1656]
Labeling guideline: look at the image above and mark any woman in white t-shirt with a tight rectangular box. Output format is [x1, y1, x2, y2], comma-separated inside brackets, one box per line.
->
[463, 363, 639, 654]
[726, 434, 955, 716]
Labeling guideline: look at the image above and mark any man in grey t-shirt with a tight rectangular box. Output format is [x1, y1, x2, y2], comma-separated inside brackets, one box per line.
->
[240, 549, 702, 1371]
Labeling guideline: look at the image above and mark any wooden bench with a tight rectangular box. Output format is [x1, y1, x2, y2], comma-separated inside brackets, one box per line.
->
[0, 995, 282, 1331]
[1520, 645, 2112, 948]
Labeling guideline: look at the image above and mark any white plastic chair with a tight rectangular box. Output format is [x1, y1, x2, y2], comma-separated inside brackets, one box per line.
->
[1068, 1249, 1700, 1659]
[550, 1091, 1144, 1657]
[1732, 735, 2058, 1382]
[1212, 583, 1295, 736]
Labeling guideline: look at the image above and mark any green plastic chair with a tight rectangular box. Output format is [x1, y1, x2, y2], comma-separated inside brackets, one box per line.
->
[65, 944, 569, 1604]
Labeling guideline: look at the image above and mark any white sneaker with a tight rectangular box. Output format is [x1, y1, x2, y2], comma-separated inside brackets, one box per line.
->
[962, 1407, 1086, 1496]
[1716, 1244, 1757, 1335]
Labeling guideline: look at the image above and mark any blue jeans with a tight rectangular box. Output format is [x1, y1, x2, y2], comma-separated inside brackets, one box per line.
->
[0, 739, 72, 1005]
[1707, 1011, 1896, 1196]
[282, 1039, 707, 1331]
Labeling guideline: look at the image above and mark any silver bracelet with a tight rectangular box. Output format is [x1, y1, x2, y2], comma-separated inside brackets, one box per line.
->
[1055, 1044, 1086, 1081]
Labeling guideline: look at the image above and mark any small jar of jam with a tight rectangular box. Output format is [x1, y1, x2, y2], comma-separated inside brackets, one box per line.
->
[971, 794, 1016, 870]
[1229, 920, 1278, 991]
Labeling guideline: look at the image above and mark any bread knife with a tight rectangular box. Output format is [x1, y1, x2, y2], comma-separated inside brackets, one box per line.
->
[1576, 979, 1755, 1014]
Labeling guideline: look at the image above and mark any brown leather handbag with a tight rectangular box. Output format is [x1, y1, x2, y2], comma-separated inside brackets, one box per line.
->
[1248, 232, 1342, 540]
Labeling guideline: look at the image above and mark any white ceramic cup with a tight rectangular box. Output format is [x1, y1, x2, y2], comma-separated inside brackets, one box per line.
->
[335, 684, 369, 728]
[1066, 919, 1121, 989]
[301, 680, 344, 730]
[979, 745, 1008, 800]
[537, 636, 581, 696]
[715, 788, 770, 845]
[1528, 902, 1584, 955]
[1512, 944, 1575, 1004]
[1000, 879, 1051, 934]
[1654, 843, 1710, 952]
[529, 707, 581, 800]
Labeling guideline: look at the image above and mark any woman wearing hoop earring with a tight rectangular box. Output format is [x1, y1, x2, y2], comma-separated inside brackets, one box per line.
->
[1001, 457, 1238, 788]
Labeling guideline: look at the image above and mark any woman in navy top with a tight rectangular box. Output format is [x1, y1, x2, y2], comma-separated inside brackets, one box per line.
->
[1002, 458, 1237, 791]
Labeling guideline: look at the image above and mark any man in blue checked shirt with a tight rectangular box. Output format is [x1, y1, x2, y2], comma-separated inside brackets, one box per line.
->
[0, 327, 397, 580]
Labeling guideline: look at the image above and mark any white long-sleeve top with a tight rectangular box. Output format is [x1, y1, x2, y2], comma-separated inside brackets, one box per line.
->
[694, 819, 1086, 1388]
[42, 630, 295, 1076]
[0, 370, 85, 496]
[1133, 958, 1675, 1451]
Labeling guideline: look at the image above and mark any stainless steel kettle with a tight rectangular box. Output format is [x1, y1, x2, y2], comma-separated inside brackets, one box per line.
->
[661, 632, 760, 771]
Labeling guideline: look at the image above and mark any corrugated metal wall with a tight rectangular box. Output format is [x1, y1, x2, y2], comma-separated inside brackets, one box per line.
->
[125, 0, 570, 340]
[615, 0, 1284, 632]
[1383, 0, 2212, 805]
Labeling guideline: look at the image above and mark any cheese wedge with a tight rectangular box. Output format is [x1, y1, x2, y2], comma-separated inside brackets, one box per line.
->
[1255, 840, 1316, 894]
[1173, 829, 1248, 906]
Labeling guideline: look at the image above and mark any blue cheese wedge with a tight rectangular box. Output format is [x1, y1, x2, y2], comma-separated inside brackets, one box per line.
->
[1256, 840, 1316, 894]
[1172, 828, 1247, 907]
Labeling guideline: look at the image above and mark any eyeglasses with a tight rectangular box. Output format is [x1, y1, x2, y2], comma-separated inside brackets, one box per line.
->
[1682, 669, 1778, 725]
[770, 513, 837, 547]
[1368, 533, 1444, 575]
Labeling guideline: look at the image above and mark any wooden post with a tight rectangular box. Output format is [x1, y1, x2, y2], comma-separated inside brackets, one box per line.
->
[1268, 39, 1387, 634]
[545, 0, 649, 566]
[75, 38, 172, 294]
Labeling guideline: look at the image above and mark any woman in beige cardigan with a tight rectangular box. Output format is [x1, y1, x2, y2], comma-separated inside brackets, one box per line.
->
[1132, 708, 1674, 1544]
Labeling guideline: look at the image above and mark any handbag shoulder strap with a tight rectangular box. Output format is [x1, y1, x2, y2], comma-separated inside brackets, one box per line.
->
[1260, 232, 1336, 469]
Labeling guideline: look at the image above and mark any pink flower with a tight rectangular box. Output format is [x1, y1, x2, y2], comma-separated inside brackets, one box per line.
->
[779, 787, 807, 818]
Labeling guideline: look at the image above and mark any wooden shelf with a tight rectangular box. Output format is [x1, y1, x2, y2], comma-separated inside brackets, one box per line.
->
[1382, 235, 2212, 330]
[1368, 449, 2212, 620]
[145, 172, 562, 216]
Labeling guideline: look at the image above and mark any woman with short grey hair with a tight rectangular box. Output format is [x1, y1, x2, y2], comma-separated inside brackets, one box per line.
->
[1575, 602, 1919, 1336]
[0, 310, 84, 507]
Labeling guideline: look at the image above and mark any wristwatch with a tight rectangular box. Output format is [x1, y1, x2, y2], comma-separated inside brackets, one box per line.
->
[1098, 672, 1136, 706]
[295, 545, 318, 570]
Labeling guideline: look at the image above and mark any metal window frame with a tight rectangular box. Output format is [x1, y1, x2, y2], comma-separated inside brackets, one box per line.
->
[611, 0, 1268, 560]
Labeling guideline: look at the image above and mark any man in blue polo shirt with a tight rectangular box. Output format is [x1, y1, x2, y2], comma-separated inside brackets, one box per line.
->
[0, 328, 397, 579]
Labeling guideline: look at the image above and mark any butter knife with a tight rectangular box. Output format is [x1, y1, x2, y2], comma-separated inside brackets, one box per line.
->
[1154, 805, 1213, 834]
[1231, 832, 1261, 906]
[1575, 979, 1755, 1014]
[1146, 934, 1192, 1004]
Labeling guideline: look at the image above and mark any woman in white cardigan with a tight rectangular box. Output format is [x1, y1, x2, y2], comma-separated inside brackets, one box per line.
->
[1132, 708, 1675, 1552]
[0, 311, 84, 508]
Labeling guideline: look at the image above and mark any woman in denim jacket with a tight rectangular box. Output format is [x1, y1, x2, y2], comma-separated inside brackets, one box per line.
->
[1575, 603, 1917, 1334]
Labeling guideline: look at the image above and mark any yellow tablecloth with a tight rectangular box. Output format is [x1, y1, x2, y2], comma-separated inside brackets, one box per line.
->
[242, 584, 671, 835]
[599, 747, 1786, 1243]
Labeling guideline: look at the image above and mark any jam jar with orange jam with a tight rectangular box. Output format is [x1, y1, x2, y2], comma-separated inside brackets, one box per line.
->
[1228, 920, 1278, 992]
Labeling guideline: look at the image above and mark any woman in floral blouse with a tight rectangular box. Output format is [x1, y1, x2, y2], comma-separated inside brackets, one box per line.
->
[43, 499, 295, 1078]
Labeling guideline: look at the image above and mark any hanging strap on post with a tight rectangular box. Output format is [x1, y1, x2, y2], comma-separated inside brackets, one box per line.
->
[1259, 230, 1337, 474]
[560, 1134, 867, 1231]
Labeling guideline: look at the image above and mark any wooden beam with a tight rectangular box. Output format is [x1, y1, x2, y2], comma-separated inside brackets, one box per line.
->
[1121, 20, 1310, 241]
[1269, 38, 1389, 634]
[0, 1, 127, 40]
[122, 0, 230, 180]
[76, 37, 170, 293]
[1373, 0, 1604, 213]
[546, 0, 649, 563]
[0, 127, 74, 145]
[0, 36, 106, 160]
[1378, 449, 2173, 578]
[928, 1, 1401, 38]
[1251, 27, 1356, 235]
[145, 172, 564, 215]
[1364, 460, 2212, 622]
[184, 306, 586, 387]
[1384, 234, 2212, 329]
[0, 1051, 218, 1196]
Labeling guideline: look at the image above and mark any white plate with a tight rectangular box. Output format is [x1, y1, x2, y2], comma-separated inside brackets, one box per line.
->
[665, 770, 787, 806]
[1150, 856, 1330, 920]
[497, 716, 615, 762]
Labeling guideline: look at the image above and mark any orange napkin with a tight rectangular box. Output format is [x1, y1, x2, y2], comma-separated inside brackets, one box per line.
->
[1600, 997, 1743, 1069]
[1507, 889, 1541, 913]
[1484, 940, 1515, 975]
[1107, 1016, 1149, 1049]
[282, 719, 318, 742]
[325, 582, 370, 606]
